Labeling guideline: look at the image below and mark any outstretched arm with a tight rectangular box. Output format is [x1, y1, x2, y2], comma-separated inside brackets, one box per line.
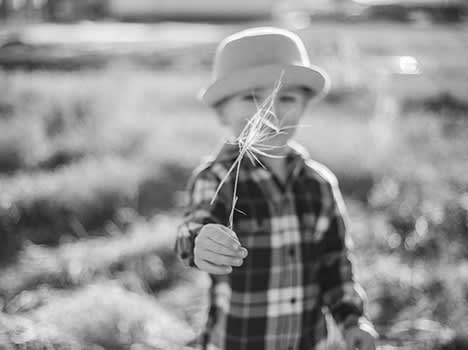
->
[175, 167, 230, 268]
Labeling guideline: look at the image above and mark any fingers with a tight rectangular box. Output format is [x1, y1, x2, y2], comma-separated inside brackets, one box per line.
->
[194, 258, 233, 275]
[202, 224, 242, 249]
[197, 224, 248, 257]
[198, 248, 245, 267]
[204, 237, 248, 258]
[194, 224, 249, 275]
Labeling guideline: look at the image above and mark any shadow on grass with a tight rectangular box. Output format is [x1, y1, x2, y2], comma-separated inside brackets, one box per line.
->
[0, 216, 185, 302]
[0, 159, 193, 264]
[402, 92, 468, 118]
[137, 161, 192, 215]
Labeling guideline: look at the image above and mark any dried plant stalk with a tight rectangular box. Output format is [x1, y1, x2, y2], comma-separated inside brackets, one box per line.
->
[211, 73, 286, 229]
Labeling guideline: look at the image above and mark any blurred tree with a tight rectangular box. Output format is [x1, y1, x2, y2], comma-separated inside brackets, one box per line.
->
[44, 0, 59, 20]
[333, 0, 346, 17]
[0, 0, 12, 19]
[42, 0, 106, 21]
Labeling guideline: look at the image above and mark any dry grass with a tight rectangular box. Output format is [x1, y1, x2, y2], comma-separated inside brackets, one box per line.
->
[0, 66, 214, 173]
[211, 75, 285, 228]
[0, 312, 90, 350]
[0, 215, 183, 301]
[30, 281, 196, 350]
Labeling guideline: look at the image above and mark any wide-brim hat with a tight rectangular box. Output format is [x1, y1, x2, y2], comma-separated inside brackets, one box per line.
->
[199, 27, 330, 106]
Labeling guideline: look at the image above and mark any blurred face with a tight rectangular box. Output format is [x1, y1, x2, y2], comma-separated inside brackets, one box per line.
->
[215, 85, 310, 151]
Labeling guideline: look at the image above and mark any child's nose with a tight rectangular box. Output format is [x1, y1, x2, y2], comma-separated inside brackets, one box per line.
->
[271, 99, 283, 115]
[271, 101, 285, 120]
[271, 102, 277, 115]
[268, 103, 281, 124]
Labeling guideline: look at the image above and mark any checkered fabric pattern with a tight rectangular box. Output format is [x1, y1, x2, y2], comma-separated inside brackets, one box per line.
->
[175, 141, 370, 350]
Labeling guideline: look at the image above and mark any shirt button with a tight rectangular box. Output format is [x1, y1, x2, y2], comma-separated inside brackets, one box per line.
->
[288, 248, 295, 257]
[290, 297, 296, 304]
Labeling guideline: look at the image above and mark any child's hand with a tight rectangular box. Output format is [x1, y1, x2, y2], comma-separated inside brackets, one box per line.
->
[194, 223, 248, 274]
[343, 322, 378, 350]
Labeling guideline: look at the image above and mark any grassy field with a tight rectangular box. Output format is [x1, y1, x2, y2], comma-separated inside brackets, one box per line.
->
[1, 20, 468, 349]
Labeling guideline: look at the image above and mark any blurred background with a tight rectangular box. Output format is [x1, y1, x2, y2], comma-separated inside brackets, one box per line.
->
[1, 1, 468, 349]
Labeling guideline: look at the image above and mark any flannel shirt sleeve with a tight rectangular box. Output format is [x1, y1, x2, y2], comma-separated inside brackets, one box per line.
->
[318, 174, 374, 333]
[174, 165, 230, 268]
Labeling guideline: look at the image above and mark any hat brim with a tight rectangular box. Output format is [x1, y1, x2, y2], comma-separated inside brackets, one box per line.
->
[199, 64, 330, 106]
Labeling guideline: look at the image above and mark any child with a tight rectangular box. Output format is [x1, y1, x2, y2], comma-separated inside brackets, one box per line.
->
[175, 27, 378, 350]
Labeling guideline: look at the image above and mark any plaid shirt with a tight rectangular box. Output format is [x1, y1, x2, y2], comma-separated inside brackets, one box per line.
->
[175, 141, 370, 350]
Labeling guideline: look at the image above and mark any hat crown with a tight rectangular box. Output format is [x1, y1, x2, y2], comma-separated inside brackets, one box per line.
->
[213, 27, 311, 81]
